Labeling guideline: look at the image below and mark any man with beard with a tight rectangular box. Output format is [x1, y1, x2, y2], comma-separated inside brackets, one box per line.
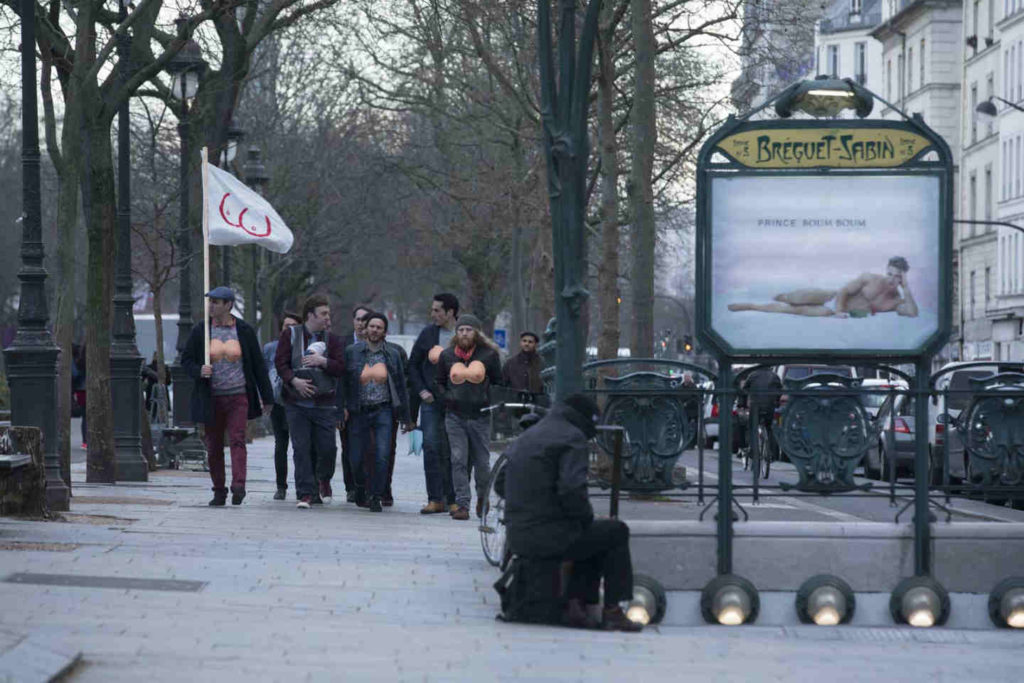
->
[343, 312, 412, 512]
[502, 331, 544, 395]
[408, 293, 459, 514]
[434, 314, 502, 521]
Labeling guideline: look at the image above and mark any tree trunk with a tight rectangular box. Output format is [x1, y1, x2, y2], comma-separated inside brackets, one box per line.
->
[596, 8, 620, 363]
[628, 0, 657, 359]
[82, 119, 117, 483]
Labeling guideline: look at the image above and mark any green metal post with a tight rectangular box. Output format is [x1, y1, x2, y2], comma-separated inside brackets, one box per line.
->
[716, 360, 733, 575]
[537, 0, 602, 398]
[913, 356, 932, 575]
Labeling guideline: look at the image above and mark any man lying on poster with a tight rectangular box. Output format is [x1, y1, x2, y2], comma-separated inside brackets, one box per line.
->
[728, 256, 918, 319]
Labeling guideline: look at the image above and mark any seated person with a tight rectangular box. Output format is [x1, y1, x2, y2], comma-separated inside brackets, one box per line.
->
[500, 393, 641, 632]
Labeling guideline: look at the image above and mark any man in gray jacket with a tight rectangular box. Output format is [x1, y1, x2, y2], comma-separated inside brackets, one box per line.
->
[501, 394, 641, 631]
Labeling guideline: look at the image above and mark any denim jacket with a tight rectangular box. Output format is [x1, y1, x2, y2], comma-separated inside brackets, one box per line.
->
[343, 341, 410, 423]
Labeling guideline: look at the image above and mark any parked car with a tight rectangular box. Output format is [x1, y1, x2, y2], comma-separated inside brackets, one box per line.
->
[859, 378, 909, 418]
[862, 393, 916, 480]
[931, 362, 1024, 481]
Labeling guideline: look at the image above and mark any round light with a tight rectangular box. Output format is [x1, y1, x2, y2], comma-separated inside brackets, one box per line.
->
[989, 578, 1024, 628]
[628, 573, 666, 625]
[626, 603, 651, 626]
[701, 574, 758, 626]
[902, 587, 940, 627]
[796, 575, 855, 626]
[891, 576, 949, 628]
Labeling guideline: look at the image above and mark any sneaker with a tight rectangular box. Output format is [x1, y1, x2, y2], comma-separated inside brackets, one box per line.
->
[208, 488, 227, 507]
[420, 501, 446, 514]
[450, 506, 470, 520]
[231, 488, 246, 506]
[346, 490, 357, 503]
[273, 488, 286, 501]
[601, 606, 644, 632]
[319, 481, 333, 505]
[369, 496, 383, 512]
[296, 496, 312, 509]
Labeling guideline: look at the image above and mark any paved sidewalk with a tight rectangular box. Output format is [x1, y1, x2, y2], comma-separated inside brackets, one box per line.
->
[0, 431, 1020, 682]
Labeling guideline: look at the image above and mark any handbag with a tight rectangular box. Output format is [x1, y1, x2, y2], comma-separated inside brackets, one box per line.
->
[283, 326, 335, 398]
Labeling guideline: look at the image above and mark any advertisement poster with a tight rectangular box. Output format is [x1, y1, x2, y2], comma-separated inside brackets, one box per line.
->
[710, 174, 940, 353]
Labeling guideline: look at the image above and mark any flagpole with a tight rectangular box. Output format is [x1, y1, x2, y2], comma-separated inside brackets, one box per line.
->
[201, 147, 210, 367]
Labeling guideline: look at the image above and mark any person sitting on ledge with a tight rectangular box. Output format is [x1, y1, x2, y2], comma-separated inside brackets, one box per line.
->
[499, 393, 641, 632]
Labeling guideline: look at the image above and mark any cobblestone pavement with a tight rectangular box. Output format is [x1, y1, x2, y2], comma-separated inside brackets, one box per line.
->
[0, 431, 1020, 682]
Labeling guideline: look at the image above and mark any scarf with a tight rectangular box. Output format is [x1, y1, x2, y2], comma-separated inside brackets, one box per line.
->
[454, 344, 476, 362]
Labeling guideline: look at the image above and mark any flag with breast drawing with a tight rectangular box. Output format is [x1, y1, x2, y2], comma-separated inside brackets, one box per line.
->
[203, 155, 294, 254]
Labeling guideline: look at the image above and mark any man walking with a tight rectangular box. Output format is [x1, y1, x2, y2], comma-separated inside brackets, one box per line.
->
[408, 293, 459, 514]
[182, 286, 274, 507]
[339, 305, 372, 503]
[344, 312, 411, 512]
[275, 294, 345, 509]
[434, 314, 502, 521]
[263, 311, 302, 500]
[502, 331, 544, 395]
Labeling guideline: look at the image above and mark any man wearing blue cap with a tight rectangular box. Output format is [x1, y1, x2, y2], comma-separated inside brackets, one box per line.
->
[182, 286, 274, 506]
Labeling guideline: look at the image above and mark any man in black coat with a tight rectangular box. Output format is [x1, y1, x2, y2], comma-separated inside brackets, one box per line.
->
[501, 394, 641, 631]
[181, 286, 274, 506]
[408, 293, 459, 514]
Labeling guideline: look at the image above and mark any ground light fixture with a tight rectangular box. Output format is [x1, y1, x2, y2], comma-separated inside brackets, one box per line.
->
[890, 576, 950, 627]
[989, 578, 1024, 628]
[774, 76, 874, 119]
[701, 574, 759, 626]
[626, 573, 667, 626]
[795, 575, 856, 626]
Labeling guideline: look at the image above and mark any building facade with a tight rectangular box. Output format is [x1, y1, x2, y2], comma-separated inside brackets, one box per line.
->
[816, 0, 885, 91]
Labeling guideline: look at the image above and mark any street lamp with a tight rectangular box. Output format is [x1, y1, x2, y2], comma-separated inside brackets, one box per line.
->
[4, 0, 67, 509]
[775, 76, 874, 119]
[974, 95, 1024, 124]
[219, 123, 245, 287]
[243, 146, 269, 329]
[166, 17, 207, 428]
[109, 0, 147, 481]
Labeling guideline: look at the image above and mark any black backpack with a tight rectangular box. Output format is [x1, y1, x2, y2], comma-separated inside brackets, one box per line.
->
[493, 556, 565, 625]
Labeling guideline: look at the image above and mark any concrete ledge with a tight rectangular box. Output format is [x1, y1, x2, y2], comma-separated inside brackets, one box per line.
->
[629, 521, 1024, 593]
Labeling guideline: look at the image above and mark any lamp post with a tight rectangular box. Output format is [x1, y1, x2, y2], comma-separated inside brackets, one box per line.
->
[109, 0, 147, 481]
[166, 18, 207, 427]
[5, 0, 67, 509]
[219, 123, 245, 288]
[242, 146, 269, 329]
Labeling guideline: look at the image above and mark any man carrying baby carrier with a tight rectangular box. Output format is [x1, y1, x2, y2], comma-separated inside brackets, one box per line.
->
[275, 294, 345, 509]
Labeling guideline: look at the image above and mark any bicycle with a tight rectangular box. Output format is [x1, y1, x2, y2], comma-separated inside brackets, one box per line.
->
[478, 402, 547, 570]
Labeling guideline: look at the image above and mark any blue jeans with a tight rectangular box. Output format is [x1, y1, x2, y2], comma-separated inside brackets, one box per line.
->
[285, 404, 337, 499]
[420, 401, 447, 503]
[349, 406, 394, 497]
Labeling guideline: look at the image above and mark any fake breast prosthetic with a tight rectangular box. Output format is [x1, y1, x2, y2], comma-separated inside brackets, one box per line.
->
[210, 339, 242, 363]
[450, 360, 486, 385]
[428, 345, 445, 365]
[360, 362, 388, 385]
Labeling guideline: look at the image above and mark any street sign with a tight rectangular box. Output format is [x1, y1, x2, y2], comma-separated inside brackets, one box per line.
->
[696, 118, 952, 360]
[493, 328, 507, 350]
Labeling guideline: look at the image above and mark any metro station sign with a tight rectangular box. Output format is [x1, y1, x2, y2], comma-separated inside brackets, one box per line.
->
[715, 127, 933, 169]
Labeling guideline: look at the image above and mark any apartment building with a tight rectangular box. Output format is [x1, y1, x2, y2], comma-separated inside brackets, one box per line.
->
[816, 0, 884, 90]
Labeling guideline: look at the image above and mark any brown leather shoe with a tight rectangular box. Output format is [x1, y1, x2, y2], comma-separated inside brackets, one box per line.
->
[475, 497, 485, 519]
[448, 503, 460, 514]
[420, 501, 446, 514]
[450, 506, 470, 520]
[602, 605, 643, 632]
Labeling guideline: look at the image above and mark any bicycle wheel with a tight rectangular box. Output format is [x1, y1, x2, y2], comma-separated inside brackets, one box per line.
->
[758, 425, 771, 480]
[480, 454, 508, 567]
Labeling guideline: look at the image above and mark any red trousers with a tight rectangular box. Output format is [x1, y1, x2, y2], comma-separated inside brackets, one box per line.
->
[205, 394, 249, 492]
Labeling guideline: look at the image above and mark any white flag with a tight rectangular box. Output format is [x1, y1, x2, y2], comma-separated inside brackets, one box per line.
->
[204, 162, 294, 254]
